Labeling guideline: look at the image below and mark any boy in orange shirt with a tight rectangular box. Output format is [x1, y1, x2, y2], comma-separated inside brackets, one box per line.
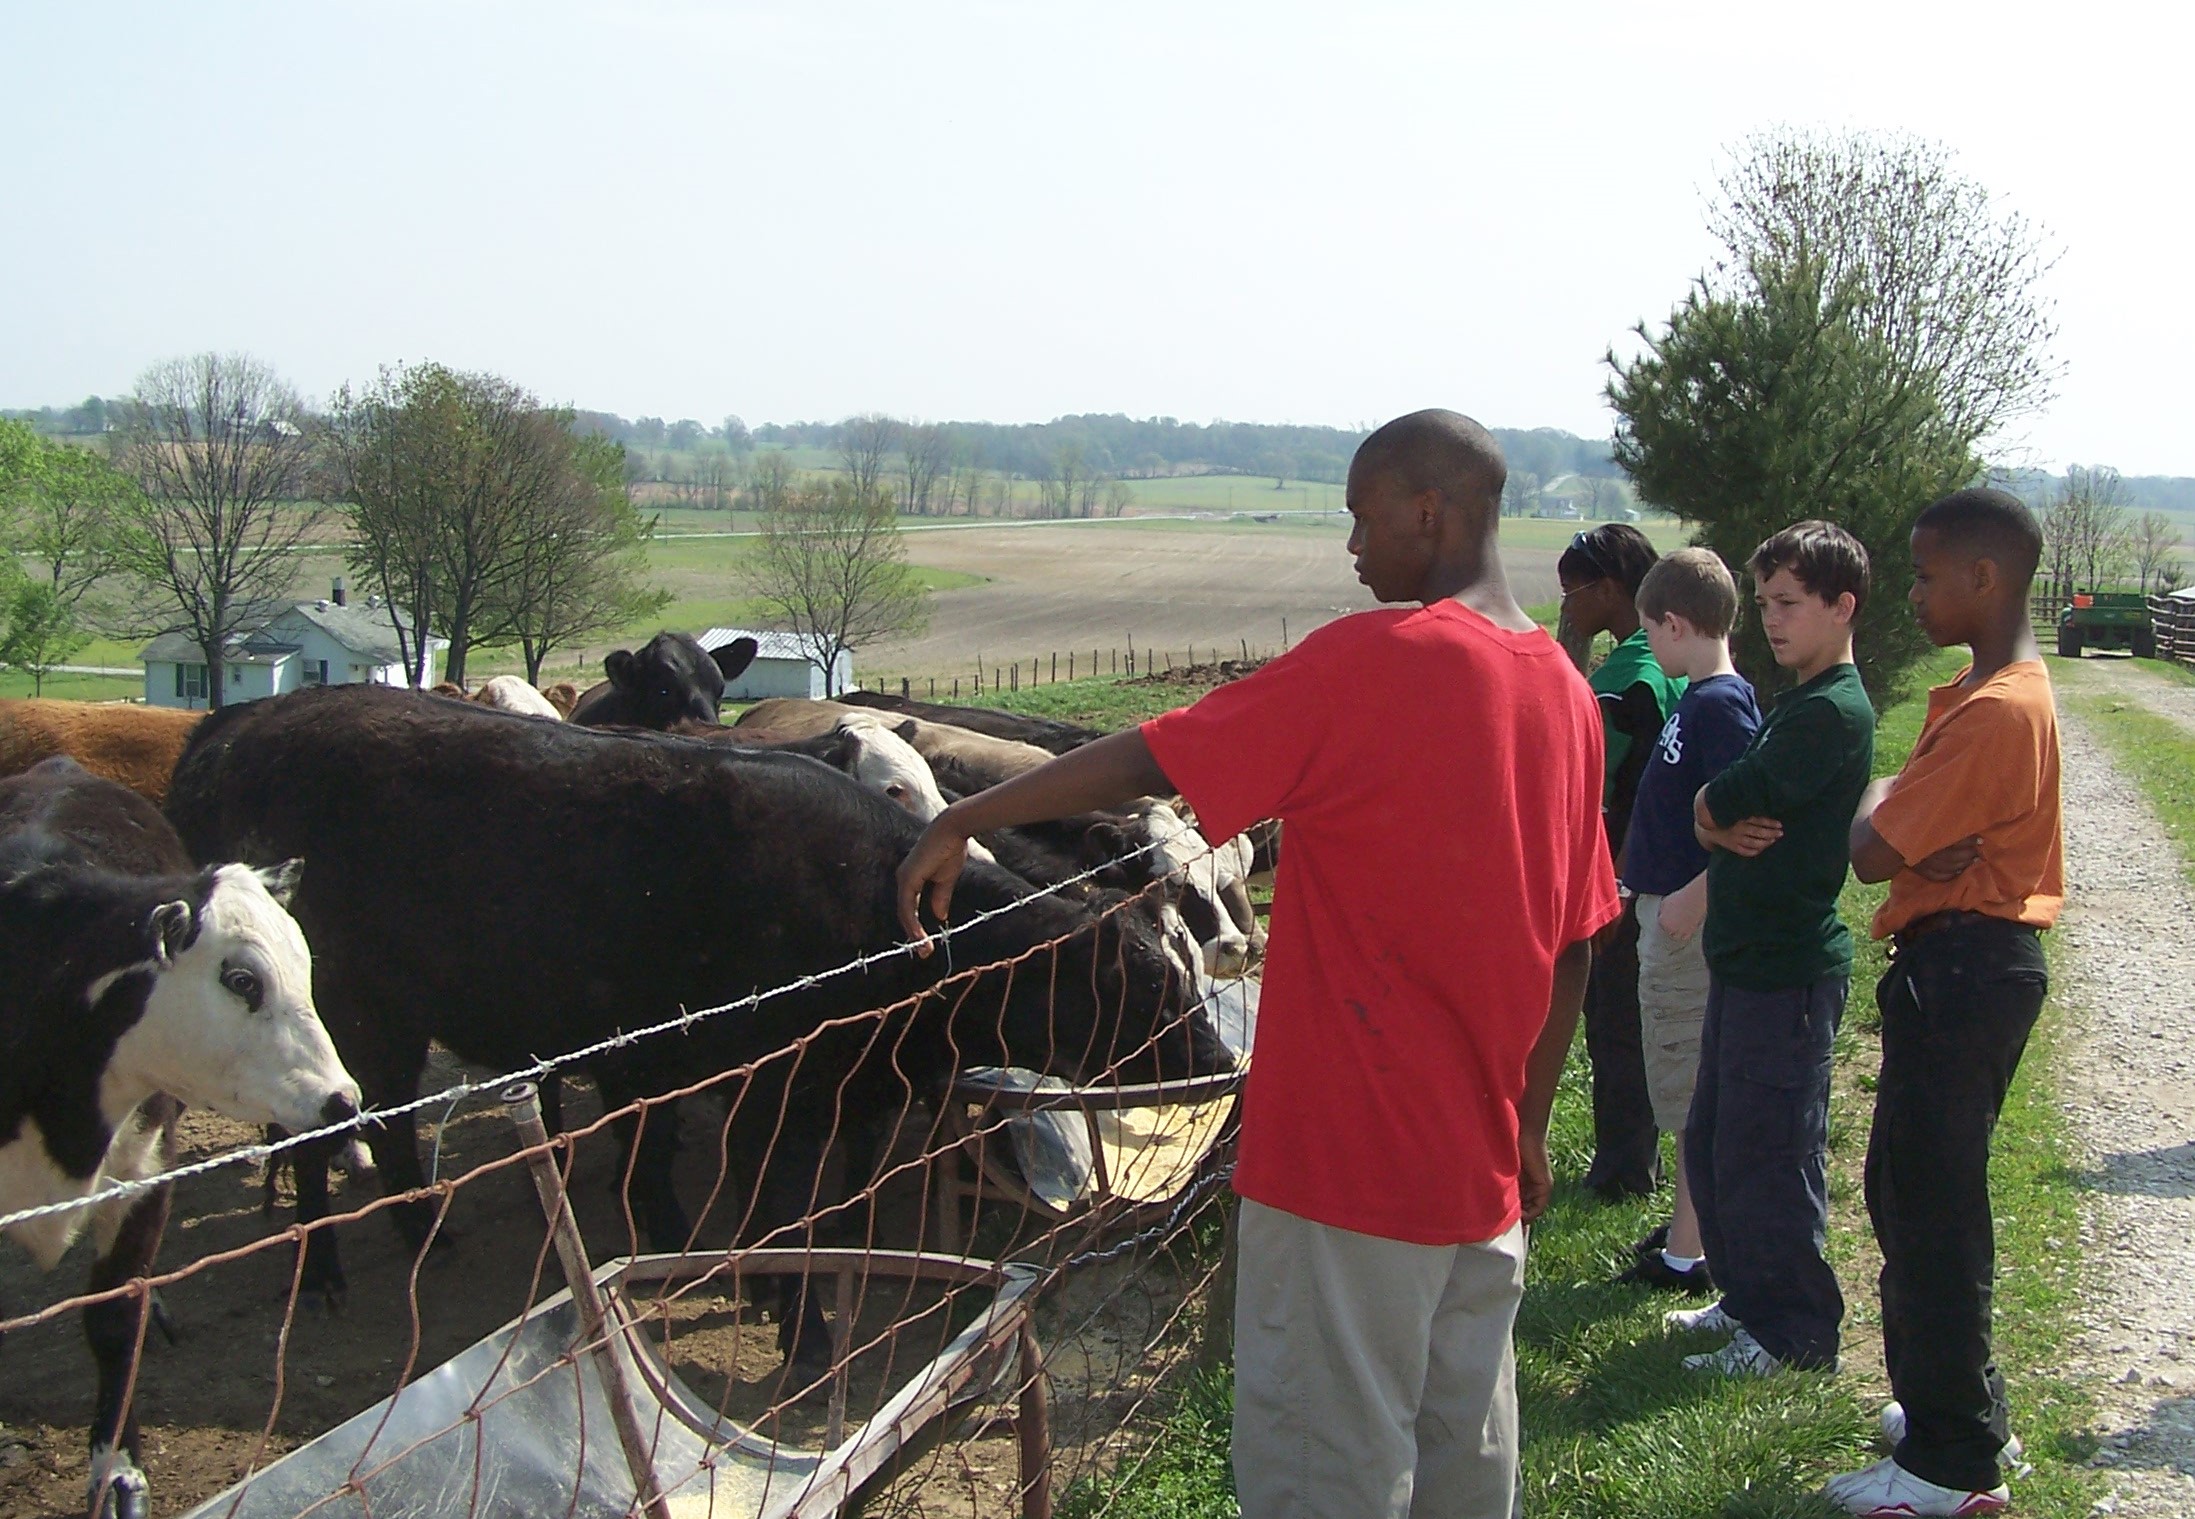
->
[1828, 488, 2064, 1518]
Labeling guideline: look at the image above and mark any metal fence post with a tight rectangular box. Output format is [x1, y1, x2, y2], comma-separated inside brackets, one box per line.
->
[503, 1083, 673, 1519]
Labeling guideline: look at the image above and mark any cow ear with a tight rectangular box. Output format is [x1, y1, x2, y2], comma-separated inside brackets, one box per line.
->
[893, 719, 918, 743]
[255, 858, 304, 907]
[605, 649, 638, 690]
[149, 901, 194, 968]
[712, 637, 758, 681]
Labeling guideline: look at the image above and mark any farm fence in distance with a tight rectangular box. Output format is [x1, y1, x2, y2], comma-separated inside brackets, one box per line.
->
[2151, 591, 2195, 670]
[857, 628, 1290, 703]
[0, 852, 1251, 1519]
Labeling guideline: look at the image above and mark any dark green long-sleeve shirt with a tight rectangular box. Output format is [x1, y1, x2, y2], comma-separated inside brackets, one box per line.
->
[1701, 663, 1875, 990]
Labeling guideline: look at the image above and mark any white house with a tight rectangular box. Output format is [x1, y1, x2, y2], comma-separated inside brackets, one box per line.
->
[698, 628, 853, 701]
[141, 582, 449, 710]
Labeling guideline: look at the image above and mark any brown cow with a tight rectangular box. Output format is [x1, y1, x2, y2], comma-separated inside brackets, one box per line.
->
[733, 698, 1054, 793]
[0, 699, 203, 806]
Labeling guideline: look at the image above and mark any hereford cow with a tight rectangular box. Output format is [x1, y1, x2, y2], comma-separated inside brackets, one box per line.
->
[165, 686, 1228, 1366]
[567, 632, 759, 729]
[472, 675, 564, 719]
[835, 691, 1101, 754]
[0, 699, 203, 806]
[0, 759, 358, 1519]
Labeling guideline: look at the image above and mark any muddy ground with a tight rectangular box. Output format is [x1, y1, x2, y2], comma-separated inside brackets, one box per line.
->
[0, 1052, 1222, 1519]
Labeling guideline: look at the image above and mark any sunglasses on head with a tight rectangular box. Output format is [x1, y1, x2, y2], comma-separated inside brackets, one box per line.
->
[1568, 528, 1620, 585]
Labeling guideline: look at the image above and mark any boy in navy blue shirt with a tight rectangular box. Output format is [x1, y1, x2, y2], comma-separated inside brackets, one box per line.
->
[1616, 548, 1761, 1293]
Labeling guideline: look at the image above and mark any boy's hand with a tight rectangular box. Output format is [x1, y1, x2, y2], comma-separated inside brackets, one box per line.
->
[897, 818, 973, 953]
[1716, 816, 1784, 856]
[1518, 1129, 1553, 1223]
[1911, 836, 1982, 882]
[1657, 876, 1708, 942]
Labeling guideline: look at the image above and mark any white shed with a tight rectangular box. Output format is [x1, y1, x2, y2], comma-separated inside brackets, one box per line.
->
[141, 583, 449, 710]
[698, 628, 853, 701]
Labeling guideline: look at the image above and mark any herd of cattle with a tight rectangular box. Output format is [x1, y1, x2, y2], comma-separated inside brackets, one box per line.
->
[0, 630, 1267, 1519]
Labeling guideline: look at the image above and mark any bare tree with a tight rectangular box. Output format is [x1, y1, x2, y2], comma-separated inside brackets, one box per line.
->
[111, 353, 321, 706]
[2054, 465, 2134, 593]
[743, 479, 929, 694]
[836, 414, 899, 498]
[2132, 510, 2182, 595]
[1105, 479, 1135, 517]
[1040, 443, 1093, 519]
[745, 449, 798, 514]
[898, 423, 951, 516]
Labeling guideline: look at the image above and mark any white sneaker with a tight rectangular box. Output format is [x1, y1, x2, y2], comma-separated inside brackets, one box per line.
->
[1822, 1456, 2008, 1515]
[1880, 1402, 2028, 1472]
[1682, 1325, 1782, 1376]
[1664, 1298, 1738, 1336]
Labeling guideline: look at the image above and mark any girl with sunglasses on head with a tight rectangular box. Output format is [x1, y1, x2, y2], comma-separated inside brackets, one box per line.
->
[1556, 522, 1684, 1201]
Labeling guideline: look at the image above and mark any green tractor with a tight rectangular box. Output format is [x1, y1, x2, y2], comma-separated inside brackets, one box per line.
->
[2057, 591, 2156, 659]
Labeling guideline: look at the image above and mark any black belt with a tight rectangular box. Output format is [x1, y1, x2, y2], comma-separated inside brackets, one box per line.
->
[1891, 909, 2031, 953]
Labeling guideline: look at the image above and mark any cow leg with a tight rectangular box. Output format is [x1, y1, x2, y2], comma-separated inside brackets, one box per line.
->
[287, 1137, 347, 1309]
[83, 1099, 179, 1519]
[749, 1109, 835, 1379]
[538, 1072, 565, 1136]
[595, 1068, 692, 1250]
[360, 1104, 450, 1256]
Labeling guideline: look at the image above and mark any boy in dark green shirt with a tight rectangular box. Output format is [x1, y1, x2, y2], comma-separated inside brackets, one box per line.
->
[1665, 521, 1875, 1376]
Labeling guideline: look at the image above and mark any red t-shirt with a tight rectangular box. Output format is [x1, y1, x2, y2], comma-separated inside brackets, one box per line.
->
[1142, 601, 1617, 1244]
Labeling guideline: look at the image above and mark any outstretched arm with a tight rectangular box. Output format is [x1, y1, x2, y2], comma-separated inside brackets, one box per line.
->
[896, 728, 1174, 949]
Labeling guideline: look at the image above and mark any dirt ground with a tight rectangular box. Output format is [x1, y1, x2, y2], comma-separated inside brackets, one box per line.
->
[835, 520, 1563, 678]
[0, 1051, 1216, 1519]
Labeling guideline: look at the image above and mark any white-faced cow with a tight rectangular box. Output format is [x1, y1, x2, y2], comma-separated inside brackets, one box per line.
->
[472, 675, 565, 719]
[567, 632, 759, 729]
[165, 686, 1230, 1369]
[0, 759, 358, 1519]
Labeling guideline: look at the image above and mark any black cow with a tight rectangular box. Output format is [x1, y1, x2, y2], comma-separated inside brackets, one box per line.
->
[1, 760, 357, 1519]
[567, 632, 759, 729]
[835, 691, 1102, 754]
[165, 686, 1229, 1366]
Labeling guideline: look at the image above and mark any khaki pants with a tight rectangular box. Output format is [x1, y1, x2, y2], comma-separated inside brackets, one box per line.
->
[1233, 1199, 1526, 1519]
[1635, 891, 1712, 1133]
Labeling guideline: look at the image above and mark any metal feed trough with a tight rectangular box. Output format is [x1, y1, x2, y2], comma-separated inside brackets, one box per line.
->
[933, 978, 1257, 1251]
[184, 1085, 1054, 1519]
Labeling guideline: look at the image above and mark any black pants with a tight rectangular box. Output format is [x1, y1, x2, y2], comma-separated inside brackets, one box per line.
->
[1869, 919, 2047, 1492]
[1583, 900, 1660, 1194]
[1686, 973, 1847, 1369]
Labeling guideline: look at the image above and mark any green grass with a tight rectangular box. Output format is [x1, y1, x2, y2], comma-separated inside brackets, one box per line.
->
[0, 669, 144, 701]
[2065, 689, 2195, 893]
[1065, 642, 2106, 1518]
[2126, 656, 2195, 690]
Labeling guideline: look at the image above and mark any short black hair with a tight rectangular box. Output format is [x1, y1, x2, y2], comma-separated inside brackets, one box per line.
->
[1351, 410, 1507, 512]
[1913, 488, 2042, 590]
[1749, 520, 1870, 617]
[1559, 522, 1660, 598]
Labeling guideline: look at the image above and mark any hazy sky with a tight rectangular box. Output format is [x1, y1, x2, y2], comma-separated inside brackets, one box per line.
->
[6, 2, 2191, 473]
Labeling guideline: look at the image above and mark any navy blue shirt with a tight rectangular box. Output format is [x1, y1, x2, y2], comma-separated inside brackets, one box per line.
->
[1620, 673, 1763, 896]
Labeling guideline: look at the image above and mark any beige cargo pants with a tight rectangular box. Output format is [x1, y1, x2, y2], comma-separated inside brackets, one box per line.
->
[1233, 1199, 1527, 1519]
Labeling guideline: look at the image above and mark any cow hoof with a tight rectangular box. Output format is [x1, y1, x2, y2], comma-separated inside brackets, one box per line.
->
[149, 1292, 181, 1345]
[86, 1444, 149, 1519]
[0, 1424, 33, 1466]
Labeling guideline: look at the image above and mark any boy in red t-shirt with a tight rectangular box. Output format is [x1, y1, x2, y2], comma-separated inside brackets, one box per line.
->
[898, 409, 1617, 1519]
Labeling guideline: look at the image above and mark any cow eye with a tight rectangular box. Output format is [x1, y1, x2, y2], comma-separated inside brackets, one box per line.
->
[886, 783, 907, 798]
[221, 966, 264, 1011]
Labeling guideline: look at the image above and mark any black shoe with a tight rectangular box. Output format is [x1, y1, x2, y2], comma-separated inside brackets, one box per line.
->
[1630, 1224, 1671, 1260]
[1585, 1168, 1659, 1202]
[1617, 1251, 1715, 1295]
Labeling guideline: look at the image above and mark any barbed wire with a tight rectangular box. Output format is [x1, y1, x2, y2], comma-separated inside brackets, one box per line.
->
[0, 827, 1218, 1237]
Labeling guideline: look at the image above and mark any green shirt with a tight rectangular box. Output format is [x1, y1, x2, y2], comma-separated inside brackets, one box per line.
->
[1590, 628, 1687, 797]
[1701, 662, 1875, 990]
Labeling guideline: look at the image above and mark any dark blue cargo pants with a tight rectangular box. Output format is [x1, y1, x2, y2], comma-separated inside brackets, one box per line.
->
[1685, 973, 1847, 1369]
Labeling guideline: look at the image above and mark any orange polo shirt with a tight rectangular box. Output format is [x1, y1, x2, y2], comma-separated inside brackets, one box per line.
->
[1871, 660, 2064, 939]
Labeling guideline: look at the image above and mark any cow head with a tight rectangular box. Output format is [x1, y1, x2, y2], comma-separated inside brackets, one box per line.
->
[1095, 801, 1256, 979]
[966, 886, 1233, 1088]
[601, 633, 759, 728]
[114, 862, 361, 1134]
[839, 718, 949, 823]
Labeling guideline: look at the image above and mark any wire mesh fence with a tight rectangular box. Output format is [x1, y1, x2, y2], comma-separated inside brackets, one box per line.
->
[0, 848, 1253, 1519]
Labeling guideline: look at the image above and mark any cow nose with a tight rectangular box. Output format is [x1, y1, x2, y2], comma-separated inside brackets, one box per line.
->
[322, 1091, 360, 1127]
